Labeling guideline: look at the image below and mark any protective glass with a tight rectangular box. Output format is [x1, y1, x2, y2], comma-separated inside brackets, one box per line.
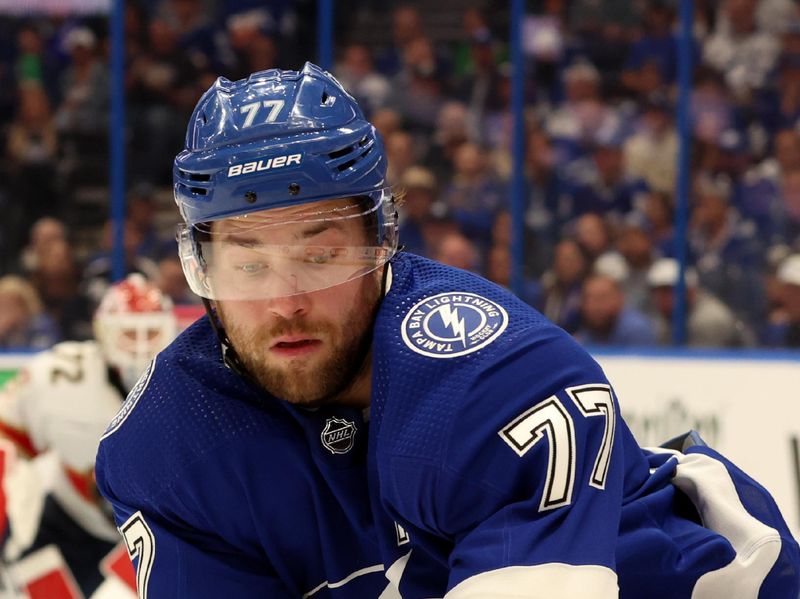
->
[178, 188, 398, 300]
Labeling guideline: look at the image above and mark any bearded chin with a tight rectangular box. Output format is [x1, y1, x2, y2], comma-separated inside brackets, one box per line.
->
[245, 321, 373, 407]
[218, 277, 381, 407]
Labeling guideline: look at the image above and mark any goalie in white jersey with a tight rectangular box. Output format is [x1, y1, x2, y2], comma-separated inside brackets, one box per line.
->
[0, 274, 176, 599]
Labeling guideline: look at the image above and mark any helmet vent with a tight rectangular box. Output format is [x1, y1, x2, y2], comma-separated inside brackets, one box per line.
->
[189, 187, 208, 195]
[321, 88, 335, 106]
[325, 132, 377, 174]
[335, 146, 373, 172]
[328, 145, 352, 160]
[336, 159, 356, 172]
[178, 170, 211, 182]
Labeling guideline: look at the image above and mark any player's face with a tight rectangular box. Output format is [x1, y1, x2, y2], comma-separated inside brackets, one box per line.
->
[214, 199, 383, 407]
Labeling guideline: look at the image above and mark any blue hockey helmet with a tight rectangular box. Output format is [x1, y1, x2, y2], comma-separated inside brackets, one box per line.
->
[175, 61, 389, 224]
[174, 62, 398, 300]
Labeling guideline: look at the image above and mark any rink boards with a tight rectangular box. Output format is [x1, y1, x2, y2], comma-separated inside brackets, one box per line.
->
[595, 350, 800, 535]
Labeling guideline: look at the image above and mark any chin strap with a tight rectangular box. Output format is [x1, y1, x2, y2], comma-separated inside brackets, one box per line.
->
[200, 297, 260, 387]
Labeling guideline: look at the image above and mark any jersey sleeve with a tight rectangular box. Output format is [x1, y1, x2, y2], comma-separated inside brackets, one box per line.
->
[96, 441, 294, 599]
[108, 503, 293, 598]
[389, 330, 628, 597]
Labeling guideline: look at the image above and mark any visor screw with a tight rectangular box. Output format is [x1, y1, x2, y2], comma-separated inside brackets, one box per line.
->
[244, 191, 257, 203]
[288, 183, 300, 196]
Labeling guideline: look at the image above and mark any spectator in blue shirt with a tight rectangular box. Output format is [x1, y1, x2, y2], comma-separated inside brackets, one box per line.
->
[561, 135, 648, 223]
[691, 68, 741, 150]
[636, 189, 676, 258]
[754, 23, 800, 133]
[541, 238, 588, 334]
[440, 141, 506, 252]
[621, 0, 681, 94]
[738, 128, 800, 246]
[575, 274, 657, 347]
[689, 176, 768, 327]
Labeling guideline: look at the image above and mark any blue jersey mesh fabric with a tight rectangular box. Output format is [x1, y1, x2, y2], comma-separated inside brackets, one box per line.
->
[372, 252, 552, 462]
[98, 318, 286, 506]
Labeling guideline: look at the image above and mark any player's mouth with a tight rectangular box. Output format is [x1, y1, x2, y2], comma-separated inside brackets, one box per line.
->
[270, 336, 322, 357]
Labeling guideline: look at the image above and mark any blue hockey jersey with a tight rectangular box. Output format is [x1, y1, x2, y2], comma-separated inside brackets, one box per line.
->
[95, 332, 385, 597]
[367, 254, 799, 598]
[96, 252, 799, 598]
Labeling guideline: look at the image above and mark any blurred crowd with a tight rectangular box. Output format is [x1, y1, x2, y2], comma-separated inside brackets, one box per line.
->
[0, 0, 800, 351]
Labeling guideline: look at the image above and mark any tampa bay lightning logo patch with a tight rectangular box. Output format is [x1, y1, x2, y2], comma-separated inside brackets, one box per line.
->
[401, 292, 509, 358]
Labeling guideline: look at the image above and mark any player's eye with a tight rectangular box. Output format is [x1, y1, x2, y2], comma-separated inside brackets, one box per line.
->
[307, 254, 330, 265]
[303, 247, 332, 265]
[236, 262, 268, 275]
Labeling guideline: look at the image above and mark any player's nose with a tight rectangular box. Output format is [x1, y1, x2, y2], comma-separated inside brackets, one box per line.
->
[267, 283, 310, 319]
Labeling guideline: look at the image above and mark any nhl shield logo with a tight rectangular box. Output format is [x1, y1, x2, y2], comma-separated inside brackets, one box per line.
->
[321, 417, 357, 454]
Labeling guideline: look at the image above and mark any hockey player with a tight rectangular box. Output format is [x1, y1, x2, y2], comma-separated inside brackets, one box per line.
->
[96, 63, 799, 598]
[0, 274, 176, 599]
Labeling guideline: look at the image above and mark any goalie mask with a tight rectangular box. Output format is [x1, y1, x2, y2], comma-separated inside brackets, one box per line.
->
[94, 274, 177, 390]
[173, 62, 398, 301]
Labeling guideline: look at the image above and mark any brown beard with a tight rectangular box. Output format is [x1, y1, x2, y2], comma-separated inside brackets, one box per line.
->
[218, 276, 382, 407]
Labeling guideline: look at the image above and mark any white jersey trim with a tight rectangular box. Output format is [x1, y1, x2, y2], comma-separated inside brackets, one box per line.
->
[443, 563, 618, 598]
[302, 563, 385, 598]
[662, 451, 782, 599]
[378, 550, 412, 599]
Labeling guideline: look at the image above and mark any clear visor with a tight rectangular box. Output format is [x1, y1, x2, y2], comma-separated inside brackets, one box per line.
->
[178, 188, 398, 300]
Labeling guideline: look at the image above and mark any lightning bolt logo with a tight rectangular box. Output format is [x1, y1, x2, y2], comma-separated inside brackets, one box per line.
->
[438, 304, 468, 347]
[402, 292, 508, 358]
